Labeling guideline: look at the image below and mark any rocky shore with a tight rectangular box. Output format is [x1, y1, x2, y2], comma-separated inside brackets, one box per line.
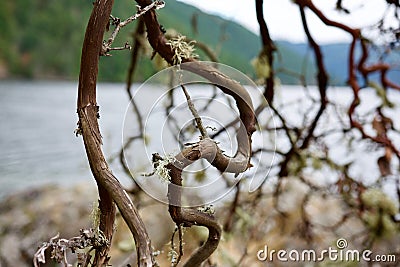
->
[0, 183, 175, 267]
[0, 184, 96, 266]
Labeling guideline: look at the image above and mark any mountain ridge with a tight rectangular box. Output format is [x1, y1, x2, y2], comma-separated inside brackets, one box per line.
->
[0, 0, 398, 85]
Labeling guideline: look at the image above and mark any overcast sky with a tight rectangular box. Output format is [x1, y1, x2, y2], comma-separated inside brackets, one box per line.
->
[177, 0, 396, 44]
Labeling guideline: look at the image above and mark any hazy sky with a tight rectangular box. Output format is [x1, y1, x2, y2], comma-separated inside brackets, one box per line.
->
[177, 0, 396, 44]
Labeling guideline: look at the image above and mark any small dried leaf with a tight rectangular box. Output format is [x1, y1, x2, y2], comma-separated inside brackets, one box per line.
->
[372, 116, 386, 136]
[377, 155, 391, 176]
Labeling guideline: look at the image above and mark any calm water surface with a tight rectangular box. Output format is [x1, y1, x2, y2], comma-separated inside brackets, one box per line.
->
[0, 81, 399, 200]
[0, 81, 131, 198]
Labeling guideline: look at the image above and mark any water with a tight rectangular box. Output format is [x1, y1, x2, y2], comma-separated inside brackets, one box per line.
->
[0, 81, 399, 200]
[0, 81, 131, 199]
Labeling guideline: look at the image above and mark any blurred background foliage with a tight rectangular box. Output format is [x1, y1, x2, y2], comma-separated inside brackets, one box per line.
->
[3, 0, 398, 85]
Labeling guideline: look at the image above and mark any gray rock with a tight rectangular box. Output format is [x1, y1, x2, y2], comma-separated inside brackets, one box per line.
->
[0, 183, 96, 267]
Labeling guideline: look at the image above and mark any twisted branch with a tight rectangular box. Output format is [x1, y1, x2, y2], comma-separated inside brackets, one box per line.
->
[77, 0, 154, 266]
[134, 0, 256, 264]
[255, 0, 276, 103]
[297, 0, 400, 159]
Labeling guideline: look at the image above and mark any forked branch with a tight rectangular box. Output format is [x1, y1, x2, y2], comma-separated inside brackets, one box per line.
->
[135, 0, 256, 265]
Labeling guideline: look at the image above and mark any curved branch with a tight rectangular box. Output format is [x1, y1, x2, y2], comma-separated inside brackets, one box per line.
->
[180, 210, 220, 267]
[77, 1, 116, 265]
[77, 0, 154, 266]
[297, 0, 360, 37]
[165, 146, 221, 267]
[298, 4, 328, 149]
[256, 0, 276, 103]
[357, 39, 400, 90]
[346, 25, 400, 159]
[298, 0, 400, 160]
[135, 0, 256, 172]
[165, 117, 253, 266]
[135, 0, 256, 264]
[139, 0, 257, 137]
[278, 4, 330, 176]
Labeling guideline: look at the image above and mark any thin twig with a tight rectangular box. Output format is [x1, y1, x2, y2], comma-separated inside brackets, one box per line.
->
[177, 225, 184, 266]
[102, 0, 165, 55]
[180, 84, 209, 138]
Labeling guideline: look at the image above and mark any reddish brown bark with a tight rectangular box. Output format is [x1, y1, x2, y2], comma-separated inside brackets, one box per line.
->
[298, 0, 400, 160]
[255, 0, 276, 103]
[77, 0, 154, 266]
[134, 0, 257, 265]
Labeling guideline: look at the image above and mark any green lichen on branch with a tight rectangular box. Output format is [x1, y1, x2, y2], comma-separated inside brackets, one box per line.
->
[166, 35, 198, 65]
[361, 188, 399, 238]
[251, 52, 271, 80]
[147, 153, 177, 183]
[90, 200, 101, 231]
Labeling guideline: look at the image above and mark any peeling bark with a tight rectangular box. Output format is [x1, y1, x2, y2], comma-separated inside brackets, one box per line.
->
[77, 0, 154, 266]
[134, 0, 257, 265]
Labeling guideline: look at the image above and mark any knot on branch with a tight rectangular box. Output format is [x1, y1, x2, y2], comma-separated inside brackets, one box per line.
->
[197, 138, 218, 162]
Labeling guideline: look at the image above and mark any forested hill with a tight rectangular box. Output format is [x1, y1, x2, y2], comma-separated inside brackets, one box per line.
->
[1, 0, 398, 85]
[0, 0, 306, 83]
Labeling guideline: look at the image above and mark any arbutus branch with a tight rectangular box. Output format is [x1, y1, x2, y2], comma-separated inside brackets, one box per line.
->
[76, 0, 157, 266]
[134, 0, 256, 265]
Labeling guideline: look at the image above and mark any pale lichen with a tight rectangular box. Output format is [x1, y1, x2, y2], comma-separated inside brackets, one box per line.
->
[251, 53, 271, 80]
[197, 204, 215, 215]
[154, 154, 176, 183]
[361, 188, 399, 237]
[361, 188, 397, 215]
[166, 35, 198, 65]
[90, 200, 100, 230]
[168, 249, 179, 264]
